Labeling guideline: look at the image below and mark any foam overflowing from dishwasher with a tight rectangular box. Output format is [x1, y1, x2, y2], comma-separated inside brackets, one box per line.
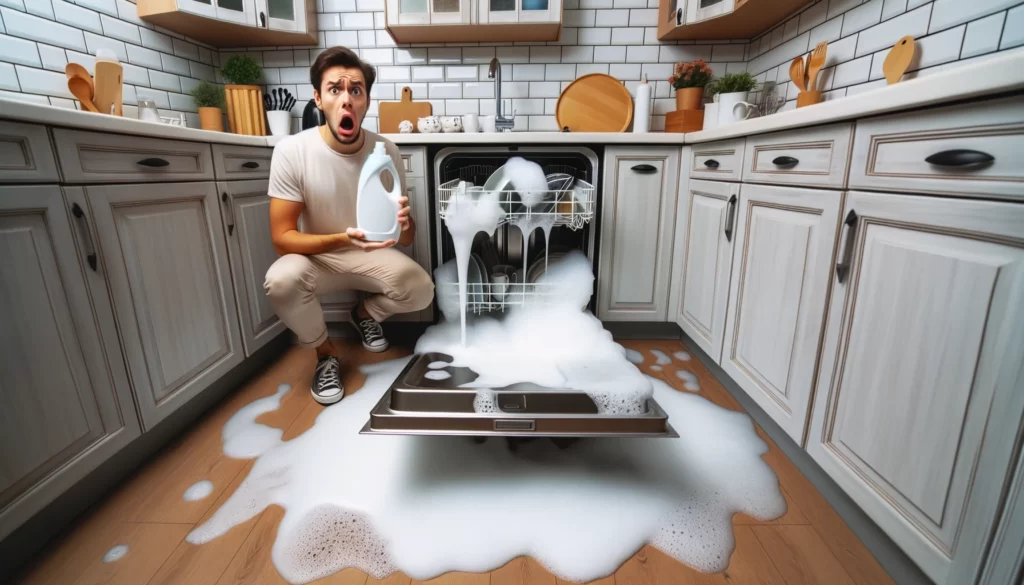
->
[188, 248, 786, 583]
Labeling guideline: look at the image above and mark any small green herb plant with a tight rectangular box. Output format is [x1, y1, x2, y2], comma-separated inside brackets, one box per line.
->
[221, 54, 263, 86]
[190, 80, 226, 110]
[710, 72, 757, 94]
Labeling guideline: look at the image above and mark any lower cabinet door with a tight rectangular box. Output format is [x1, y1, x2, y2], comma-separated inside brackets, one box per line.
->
[391, 175, 433, 322]
[218, 180, 286, 356]
[673, 178, 739, 362]
[807, 191, 1024, 585]
[0, 186, 139, 540]
[86, 182, 244, 430]
[720, 183, 841, 444]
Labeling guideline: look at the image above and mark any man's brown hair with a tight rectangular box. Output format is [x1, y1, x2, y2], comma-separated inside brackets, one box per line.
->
[310, 46, 376, 95]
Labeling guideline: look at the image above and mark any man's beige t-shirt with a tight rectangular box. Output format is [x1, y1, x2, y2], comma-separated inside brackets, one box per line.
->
[267, 128, 405, 235]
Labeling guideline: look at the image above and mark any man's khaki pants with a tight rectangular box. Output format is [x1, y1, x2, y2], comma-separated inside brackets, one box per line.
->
[264, 248, 434, 349]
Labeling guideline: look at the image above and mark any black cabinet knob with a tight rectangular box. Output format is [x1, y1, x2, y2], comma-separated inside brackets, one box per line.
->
[703, 159, 720, 169]
[925, 149, 994, 168]
[631, 164, 657, 173]
[772, 156, 799, 168]
[137, 157, 170, 167]
[242, 161, 260, 169]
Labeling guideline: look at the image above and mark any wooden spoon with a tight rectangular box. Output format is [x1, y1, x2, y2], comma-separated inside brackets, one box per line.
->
[883, 36, 916, 85]
[65, 63, 93, 94]
[806, 41, 828, 92]
[68, 76, 99, 112]
[789, 56, 806, 92]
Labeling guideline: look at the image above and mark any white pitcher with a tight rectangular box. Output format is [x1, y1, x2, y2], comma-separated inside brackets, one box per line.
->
[717, 91, 759, 127]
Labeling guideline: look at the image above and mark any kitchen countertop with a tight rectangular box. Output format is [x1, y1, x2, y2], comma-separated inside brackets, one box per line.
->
[3, 50, 1021, 149]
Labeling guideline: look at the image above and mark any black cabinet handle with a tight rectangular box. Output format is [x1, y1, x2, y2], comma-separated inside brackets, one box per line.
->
[631, 164, 658, 174]
[221, 192, 235, 236]
[241, 161, 260, 169]
[259, 11, 266, 27]
[137, 157, 169, 167]
[925, 149, 994, 168]
[703, 159, 720, 169]
[71, 203, 98, 272]
[676, 7, 683, 25]
[772, 156, 799, 168]
[724, 194, 737, 242]
[835, 210, 858, 284]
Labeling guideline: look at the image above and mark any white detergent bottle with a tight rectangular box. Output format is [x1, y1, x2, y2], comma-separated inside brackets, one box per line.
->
[356, 142, 403, 242]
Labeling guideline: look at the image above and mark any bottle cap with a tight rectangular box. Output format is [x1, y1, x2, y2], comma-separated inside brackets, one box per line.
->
[373, 141, 386, 155]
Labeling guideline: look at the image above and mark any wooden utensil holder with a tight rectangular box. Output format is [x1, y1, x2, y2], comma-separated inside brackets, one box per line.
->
[797, 90, 822, 108]
[225, 85, 267, 136]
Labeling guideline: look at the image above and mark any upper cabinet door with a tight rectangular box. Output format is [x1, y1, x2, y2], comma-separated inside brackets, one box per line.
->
[720, 183, 841, 444]
[808, 191, 1024, 585]
[178, 0, 219, 18]
[219, 180, 286, 356]
[686, 0, 734, 23]
[86, 182, 244, 431]
[478, 0, 558, 23]
[0, 186, 139, 540]
[257, 0, 307, 31]
[598, 146, 681, 322]
[389, 0, 471, 25]
[673, 178, 738, 363]
[215, 0, 257, 24]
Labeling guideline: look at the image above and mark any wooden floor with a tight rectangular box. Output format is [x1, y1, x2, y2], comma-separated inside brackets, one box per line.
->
[17, 339, 896, 585]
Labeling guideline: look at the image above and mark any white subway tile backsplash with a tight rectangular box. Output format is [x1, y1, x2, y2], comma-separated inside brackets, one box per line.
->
[528, 115, 558, 130]
[576, 62, 609, 74]
[326, 30, 359, 46]
[578, 27, 611, 44]
[512, 63, 546, 80]
[614, 0, 647, 7]
[530, 46, 562, 62]
[462, 81, 494, 98]
[343, 12, 374, 29]
[413, 65, 445, 82]
[125, 43, 161, 69]
[825, 31, 858, 65]
[15, 64, 71, 97]
[770, 25, 785, 48]
[846, 77, 887, 95]
[37, 43, 66, 71]
[595, 9, 628, 26]
[783, 16, 800, 41]
[544, 63, 576, 79]
[444, 99, 477, 114]
[643, 27, 660, 45]
[626, 45, 658, 62]
[0, 33, 41, 66]
[54, 0, 101, 34]
[136, 88, 169, 109]
[629, 8, 658, 26]
[162, 53, 190, 76]
[84, 31, 127, 62]
[748, 31, 810, 75]
[855, 4, 931, 56]
[831, 54, 872, 85]
[2, 7, 85, 51]
[168, 91, 195, 112]
[594, 44, 626, 62]
[512, 97, 545, 114]
[609, 62, 640, 79]
[394, 48, 427, 65]
[911, 23, 966, 69]
[190, 61, 215, 81]
[139, 28, 173, 53]
[544, 97, 557, 113]
[800, 0, 829, 32]
[429, 47, 462, 63]
[842, 0, 884, 36]
[497, 46, 530, 63]
[659, 44, 712, 63]
[930, 0, 1019, 33]
[564, 9, 596, 27]
[264, 50, 294, 68]
[641, 62, 671, 78]
[881, 0, 907, 20]
[562, 45, 594, 62]
[75, 0, 116, 17]
[1002, 5, 1024, 49]
[172, 38, 199, 61]
[961, 11, 1005, 57]
[357, 0, 383, 10]
[500, 81, 529, 97]
[529, 80, 560, 96]
[611, 27, 644, 45]
[828, 0, 861, 19]
[462, 47, 495, 63]
[280, 66, 308, 83]
[447, 65, 477, 80]
[712, 43, 746, 61]
[0, 61, 16, 90]
[361, 47, 393, 64]
[428, 82, 461, 98]
[319, 13, 341, 30]
[99, 14, 140, 44]
[374, 11, 385, 28]
[27, 0, 54, 19]
[149, 69, 179, 91]
[378, 65, 411, 82]
[580, 0, 613, 8]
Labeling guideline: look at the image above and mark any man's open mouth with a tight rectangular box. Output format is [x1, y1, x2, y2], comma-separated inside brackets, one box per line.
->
[339, 113, 356, 137]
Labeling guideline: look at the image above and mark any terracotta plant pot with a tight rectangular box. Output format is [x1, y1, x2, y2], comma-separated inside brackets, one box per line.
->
[675, 87, 704, 111]
[198, 107, 224, 132]
[224, 84, 267, 136]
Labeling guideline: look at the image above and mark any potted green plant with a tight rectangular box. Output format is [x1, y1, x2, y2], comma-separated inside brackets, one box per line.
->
[220, 54, 265, 135]
[670, 59, 713, 111]
[189, 80, 226, 132]
[710, 72, 758, 126]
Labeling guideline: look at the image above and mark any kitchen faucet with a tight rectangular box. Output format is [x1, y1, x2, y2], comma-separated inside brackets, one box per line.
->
[488, 57, 515, 132]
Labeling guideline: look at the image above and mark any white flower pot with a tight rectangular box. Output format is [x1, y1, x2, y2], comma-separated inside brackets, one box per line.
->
[267, 110, 292, 137]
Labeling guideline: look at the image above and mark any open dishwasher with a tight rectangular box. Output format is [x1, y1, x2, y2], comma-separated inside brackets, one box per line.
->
[361, 146, 676, 439]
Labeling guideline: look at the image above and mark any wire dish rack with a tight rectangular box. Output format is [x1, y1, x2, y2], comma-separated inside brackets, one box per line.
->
[437, 178, 596, 231]
[439, 281, 561, 314]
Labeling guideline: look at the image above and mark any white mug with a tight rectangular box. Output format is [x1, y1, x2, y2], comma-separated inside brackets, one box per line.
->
[490, 272, 509, 301]
[480, 115, 497, 133]
[717, 92, 758, 126]
[463, 113, 480, 132]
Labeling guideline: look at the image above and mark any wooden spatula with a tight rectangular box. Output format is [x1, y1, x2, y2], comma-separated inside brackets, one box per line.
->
[883, 36, 916, 85]
[806, 41, 828, 92]
[790, 56, 806, 92]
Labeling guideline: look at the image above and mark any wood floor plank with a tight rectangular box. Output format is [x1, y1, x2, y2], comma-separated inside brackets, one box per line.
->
[490, 557, 557, 585]
[751, 525, 857, 585]
[149, 462, 261, 585]
[313, 568, 370, 585]
[691, 527, 786, 585]
[554, 578, 615, 585]
[410, 572, 490, 585]
[20, 522, 191, 585]
[613, 545, 699, 585]
[732, 488, 809, 526]
[366, 573, 413, 585]
[215, 506, 289, 585]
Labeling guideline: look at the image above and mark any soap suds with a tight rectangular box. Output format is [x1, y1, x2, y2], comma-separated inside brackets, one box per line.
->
[625, 349, 644, 365]
[102, 545, 129, 563]
[651, 365, 663, 372]
[424, 370, 452, 381]
[222, 383, 292, 459]
[183, 480, 215, 502]
[674, 351, 691, 361]
[675, 370, 701, 392]
[650, 349, 672, 366]
[427, 361, 449, 369]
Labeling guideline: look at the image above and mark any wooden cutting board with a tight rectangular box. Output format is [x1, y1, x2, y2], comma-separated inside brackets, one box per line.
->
[555, 73, 633, 133]
[378, 86, 432, 134]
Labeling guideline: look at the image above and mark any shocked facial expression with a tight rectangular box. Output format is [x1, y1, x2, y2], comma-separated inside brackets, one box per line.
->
[314, 65, 368, 144]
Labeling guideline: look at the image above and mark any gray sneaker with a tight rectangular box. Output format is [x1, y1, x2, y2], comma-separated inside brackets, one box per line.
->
[351, 306, 389, 353]
[312, 356, 344, 405]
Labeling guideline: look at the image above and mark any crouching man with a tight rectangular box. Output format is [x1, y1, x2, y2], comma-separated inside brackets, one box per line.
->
[264, 46, 434, 406]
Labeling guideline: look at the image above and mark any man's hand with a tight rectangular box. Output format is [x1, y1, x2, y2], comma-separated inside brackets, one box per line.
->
[397, 196, 411, 231]
[345, 227, 396, 251]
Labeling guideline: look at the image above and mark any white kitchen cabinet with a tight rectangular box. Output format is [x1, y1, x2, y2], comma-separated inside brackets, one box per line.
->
[687, 0, 735, 23]
[672, 178, 739, 362]
[807, 191, 1024, 585]
[0, 186, 139, 540]
[178, 0, 256, 24]
[219, 180, 286, 356]
[598, 146, 680, 322]
[720, 183, 841, 444]
[388, 0, 472, 25]
[86, 182, 245, 431]
[257, 0, 307, 31]
[478, 0, 561, 24]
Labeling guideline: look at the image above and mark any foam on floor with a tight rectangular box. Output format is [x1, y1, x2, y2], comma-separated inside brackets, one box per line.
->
[102, 545, 128, 563]
[674, 351, 691, 361]
[676, 370, 701, 392]
[183, 480, 215, 502]
[650, 349, 672, 366]
[651, 365, 663, 372]
[222, 383, 292, 459]
[625, 349, 644, 365]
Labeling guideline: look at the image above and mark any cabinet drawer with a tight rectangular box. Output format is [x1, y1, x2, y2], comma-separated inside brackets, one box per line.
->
[0, 121, 60, 183]
[212, 144, 272, 180]
[743, 123, 852, 188]
[689, 138, 745, 181]
[850, 96, 1024, 200]
[52, 128, 214, 184]
[399, 146, 426, 178]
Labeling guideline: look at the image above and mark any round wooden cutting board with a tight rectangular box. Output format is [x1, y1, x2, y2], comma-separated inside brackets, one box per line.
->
[555, 73, 634, 133]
